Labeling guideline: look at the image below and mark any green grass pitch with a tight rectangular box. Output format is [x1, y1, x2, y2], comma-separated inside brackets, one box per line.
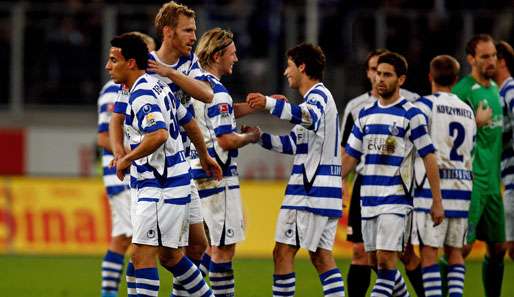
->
[2, 255, 514, 296]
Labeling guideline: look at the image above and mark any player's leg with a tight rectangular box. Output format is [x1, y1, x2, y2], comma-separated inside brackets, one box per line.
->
[101, 190, 132, 297]
[503, 189, 514, 260]
[369, 214, 409, 297]
[347, 243, 371, 297]
[171, 183, 208, 297]
[210, 244, 236, 297]
[273, 209, 301, 297]
[306, 215, 344, 297]
[479, 192, 506, 297]
[400, 244, 424, 297]
[346, 175, 371, 297]
[185, 184, 208, 269]
[204, 181, 244, 297]
[446, 247, 465, 297]
[417, 212, 447, 297]
[160, 246, 214, 297]
[273, 243, 299, 297]
[157, 200, 214, 297]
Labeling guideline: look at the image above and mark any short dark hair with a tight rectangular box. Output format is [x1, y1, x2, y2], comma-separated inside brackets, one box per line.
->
[496, 40, 514, 75]
[376, 52, 408, 77]
[287, 43, 326, 80]
[365, 48, 389, 70]
[430, 55, 460, 87]
[110, 33, 149, 70]
[465, 34, 494, 57]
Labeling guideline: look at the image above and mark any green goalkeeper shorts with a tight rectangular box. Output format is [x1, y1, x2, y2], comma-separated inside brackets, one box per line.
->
[467, 186, 505, 244]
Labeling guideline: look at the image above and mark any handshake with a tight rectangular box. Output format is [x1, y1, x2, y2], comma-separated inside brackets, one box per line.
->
[240, 125, 261, 144]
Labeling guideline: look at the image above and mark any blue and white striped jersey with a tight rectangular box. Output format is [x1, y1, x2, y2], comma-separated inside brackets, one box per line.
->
[345, 98, 435, 218]
[97, 80, 130, 198]
[341, 89, 420, 174]
[413, 92, 476, 218]
[148, 51, 208, 154]
[189, 73, 240, 198]
[500, 77, 514, 191]
[260, 83, 342, 218]
[118, 73, 193, 203]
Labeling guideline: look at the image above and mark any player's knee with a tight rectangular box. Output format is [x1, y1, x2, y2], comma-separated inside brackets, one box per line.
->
[186, 242, 208, 260]
[352, 244, 368, 264]
[273, 245, 293, 265]
[309, 251, 334, 271]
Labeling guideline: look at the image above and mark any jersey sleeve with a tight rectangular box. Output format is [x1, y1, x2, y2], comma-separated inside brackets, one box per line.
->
[414, 96, 433, 125]
[259, 129, 298, 155]
[207, 92, 235, 137]
[130, 89, 167, 133]
[113, 90, 130, 116]
[407, 107, 435, 157]
[344, 109, 365, 160]
[264, 90, 326, 131]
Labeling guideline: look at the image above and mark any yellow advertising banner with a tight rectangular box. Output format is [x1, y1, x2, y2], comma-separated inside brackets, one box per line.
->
[0, 177, 111, 255]
[0, 177, 486, 258]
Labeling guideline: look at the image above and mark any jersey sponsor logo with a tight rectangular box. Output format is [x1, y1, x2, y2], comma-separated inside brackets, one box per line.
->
[226, 228, 234, 238]
[147, 229, 156, 238]
[367, 136, 395, 154]
[285, 228, 294, 238]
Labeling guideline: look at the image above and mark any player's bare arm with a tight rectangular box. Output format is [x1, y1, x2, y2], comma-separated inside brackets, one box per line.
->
[147, 59, 213, 103]
[341, 154, 358, 180]
[182, 119, 223, 180]
[109, 112, 127, 167]
[475, 101, 493, 127]
[233, 102, 257, 118]
[217, 126, 261, 151]
[422, 152, 445, 226]
[97, 132, 111, 151]
[115, 128, 168, 181]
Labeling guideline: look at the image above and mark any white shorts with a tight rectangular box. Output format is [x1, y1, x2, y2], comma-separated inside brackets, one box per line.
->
[131, 190, 190, 248]
[362, 213, 411, 252]
[411, 212, 468, 248]
[189, 182, 203, 225]
[109, 189, 132, 237]
[199, 177, 245, 246]
[275, 209, 338, 252]
[504, 190, 514, 242]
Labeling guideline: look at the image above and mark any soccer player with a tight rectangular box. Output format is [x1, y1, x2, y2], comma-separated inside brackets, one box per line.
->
[342, 52, 444, 297]
[190, 27, 261, 296]
[109, 3, 213, 295]
[97, 31, 155, 297]
[412, 55, 476, 297]
[106, 33, 221, 297]
[495, 41, 514, 261]
[247, 43, 345, 297]
[340, 48, 424, 297]
[450, 34, 505, 297]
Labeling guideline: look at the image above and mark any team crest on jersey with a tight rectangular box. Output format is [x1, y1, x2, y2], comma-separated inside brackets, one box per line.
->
[219, 103, 230, 116]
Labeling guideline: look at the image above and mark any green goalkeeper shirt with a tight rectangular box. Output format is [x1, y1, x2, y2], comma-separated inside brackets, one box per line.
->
[452, 75, 502, 191]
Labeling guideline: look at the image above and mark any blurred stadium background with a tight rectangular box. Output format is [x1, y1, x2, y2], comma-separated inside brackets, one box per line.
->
[1, 0, 513, 296]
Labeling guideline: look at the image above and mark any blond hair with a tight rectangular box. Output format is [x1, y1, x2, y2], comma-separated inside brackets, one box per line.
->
[154, 1, 195, 39]
[195, 28, 234, 68]
[126, 31, 156, 51]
